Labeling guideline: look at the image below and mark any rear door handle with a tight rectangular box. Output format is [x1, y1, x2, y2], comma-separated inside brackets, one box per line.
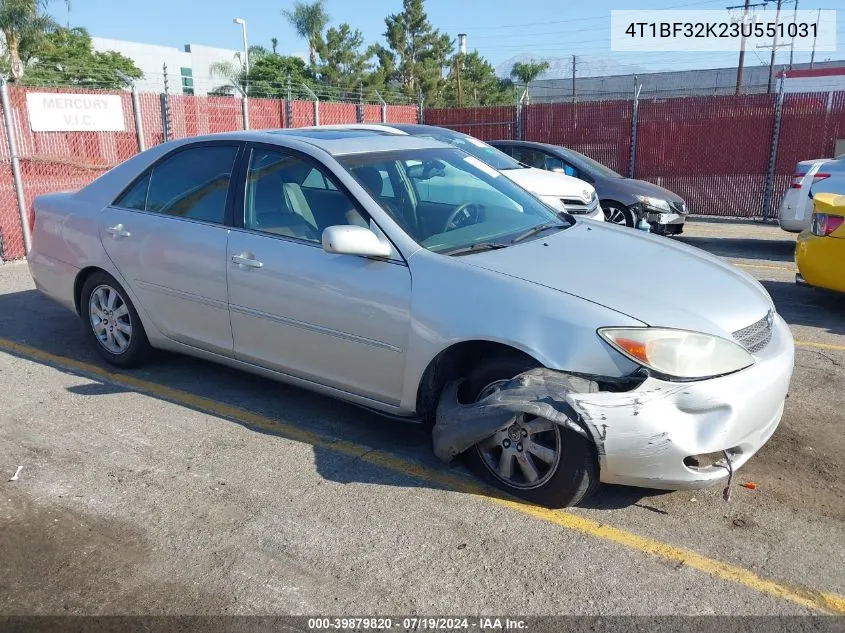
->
[105, 224, 131, 239]
[231, 254, 263, 269]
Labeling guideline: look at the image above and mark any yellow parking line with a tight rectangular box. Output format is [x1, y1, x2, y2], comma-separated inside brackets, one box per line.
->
[795, 341, 845, 352]
[1, 336, 844, 615]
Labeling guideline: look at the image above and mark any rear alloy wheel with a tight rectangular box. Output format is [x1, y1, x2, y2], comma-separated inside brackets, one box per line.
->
[601, 202, 634, 227]
[81, 272, 151, 368]
[462, 356, 599, 508]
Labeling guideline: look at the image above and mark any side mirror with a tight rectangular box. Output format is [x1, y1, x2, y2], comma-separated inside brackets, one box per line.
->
[322, 225, 392, 258]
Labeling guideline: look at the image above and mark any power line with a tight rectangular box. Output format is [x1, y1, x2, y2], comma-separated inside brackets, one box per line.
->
[438, 0, 728, 31]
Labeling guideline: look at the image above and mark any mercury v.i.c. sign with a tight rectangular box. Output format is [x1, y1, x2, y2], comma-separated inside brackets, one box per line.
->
[25, 92, 126, 132]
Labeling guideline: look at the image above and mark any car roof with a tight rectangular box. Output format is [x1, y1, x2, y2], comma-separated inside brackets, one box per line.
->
[490, 139, 568, 152]
[169, 128, 453, 156]
[306, 123, 471, 137]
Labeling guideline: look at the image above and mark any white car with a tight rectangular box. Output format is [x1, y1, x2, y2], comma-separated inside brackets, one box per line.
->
[313, 123, 604, 221]
[778, 159, 829, 232]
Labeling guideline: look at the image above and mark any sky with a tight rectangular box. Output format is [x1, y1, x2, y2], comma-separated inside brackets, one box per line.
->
[51, 0, 844, 78]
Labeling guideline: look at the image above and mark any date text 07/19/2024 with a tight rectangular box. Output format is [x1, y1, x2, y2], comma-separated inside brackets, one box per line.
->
[307, 617, 529, 631]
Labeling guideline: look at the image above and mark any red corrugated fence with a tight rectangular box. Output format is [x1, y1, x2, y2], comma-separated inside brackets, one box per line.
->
[0, 85, 418, 260]
[425, 91, 845, 219]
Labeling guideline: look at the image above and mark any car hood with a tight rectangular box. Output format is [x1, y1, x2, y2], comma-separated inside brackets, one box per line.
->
[502, 167, 594, 201]
[463, 221, 773, 337]
[606, 177, 685, 205]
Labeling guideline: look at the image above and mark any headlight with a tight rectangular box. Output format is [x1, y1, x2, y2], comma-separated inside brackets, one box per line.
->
[636, 195, 671, 212]
[598, 327, 754, 380]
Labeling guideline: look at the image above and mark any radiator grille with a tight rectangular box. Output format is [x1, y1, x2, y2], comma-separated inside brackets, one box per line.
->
[732, 310, 774, 354]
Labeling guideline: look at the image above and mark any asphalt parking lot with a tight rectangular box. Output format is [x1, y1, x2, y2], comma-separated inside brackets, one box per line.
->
[1, 218, 844, 616]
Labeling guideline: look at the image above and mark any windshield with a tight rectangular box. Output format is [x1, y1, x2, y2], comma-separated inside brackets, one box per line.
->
[413, 129, 525, 171]
[567, 149, 624, 179]
[341, 148, 570, 255]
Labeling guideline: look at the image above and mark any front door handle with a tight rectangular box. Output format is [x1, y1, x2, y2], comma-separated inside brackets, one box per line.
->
[232, 253, 263, 269]
[105, 224, 131, 239]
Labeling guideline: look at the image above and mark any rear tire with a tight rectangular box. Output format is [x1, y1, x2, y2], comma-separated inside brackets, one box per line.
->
[461, 355, 599, 508]
[80, 271, 151, 368]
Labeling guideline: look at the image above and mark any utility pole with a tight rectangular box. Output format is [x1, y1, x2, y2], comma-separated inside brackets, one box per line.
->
[809, 8, 820, 68]
[729, 0, 766, 94]
[571, 55, 577, 103]
[758, 0, 784, 94]
[456, 33, 466, 108]
[767, 0, 783, 93]
[788, 0, 798, 69]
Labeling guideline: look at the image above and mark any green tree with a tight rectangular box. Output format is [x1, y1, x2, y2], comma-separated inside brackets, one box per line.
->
[366, 42, 395, 90]
[510, 60, 550, 86]
[444, 51, 512, 107]
[317, 23, 370, 93]
[382, 0, 453, 102]
[243, 53, 314, 98]
[0, 0, 68, 80]
[23, 27, 143, 88]
[282, 0, 329, 70]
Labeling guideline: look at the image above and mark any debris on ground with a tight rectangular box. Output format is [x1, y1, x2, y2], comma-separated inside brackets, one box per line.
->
[8, 465, 23, 482]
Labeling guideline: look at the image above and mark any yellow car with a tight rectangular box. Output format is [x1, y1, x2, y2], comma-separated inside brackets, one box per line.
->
[795, 192, 845, 292]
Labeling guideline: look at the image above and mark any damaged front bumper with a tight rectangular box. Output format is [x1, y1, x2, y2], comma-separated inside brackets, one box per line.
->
[434, 314, 794, 492]
[572, 314, 793, 490]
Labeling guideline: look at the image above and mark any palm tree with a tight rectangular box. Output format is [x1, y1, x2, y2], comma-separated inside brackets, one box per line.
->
[510, 60, 550, 86]
[0, 0, 69, 80]
[282, 0, 329, 69]
[209, 45, 270, 94]
[510, 60, 550, 105]
[271, 37, 278, 54]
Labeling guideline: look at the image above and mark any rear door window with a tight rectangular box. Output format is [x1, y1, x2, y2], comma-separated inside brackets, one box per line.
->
[114, 145, 239, 224]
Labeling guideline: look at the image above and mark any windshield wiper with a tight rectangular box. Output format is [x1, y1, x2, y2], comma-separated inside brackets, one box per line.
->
[442, 242, 511, 256]
[510, 222, 567, 244]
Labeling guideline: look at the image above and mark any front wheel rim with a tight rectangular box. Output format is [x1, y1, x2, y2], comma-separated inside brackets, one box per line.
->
[89, 284, 132, 355]
[602, 205, 628, 225]
[474, 380, 562, 490]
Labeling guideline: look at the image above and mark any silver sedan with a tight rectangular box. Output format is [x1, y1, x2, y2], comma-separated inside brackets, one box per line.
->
[27, 129, 794, 507]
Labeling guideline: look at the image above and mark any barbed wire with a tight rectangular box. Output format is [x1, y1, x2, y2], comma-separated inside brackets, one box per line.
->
[11, 73, 417, 105]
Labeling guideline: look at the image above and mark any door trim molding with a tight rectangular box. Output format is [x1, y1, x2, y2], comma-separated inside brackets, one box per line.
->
[229, 303, 403, 353]
[135, 279, 228, 310]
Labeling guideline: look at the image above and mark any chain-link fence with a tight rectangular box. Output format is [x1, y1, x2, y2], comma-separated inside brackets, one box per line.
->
[0, 82, 418, 261]
[426, 88, 845, 220]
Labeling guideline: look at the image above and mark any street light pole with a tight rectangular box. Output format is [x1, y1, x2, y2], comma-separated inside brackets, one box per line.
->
[233, 18, 249, 76]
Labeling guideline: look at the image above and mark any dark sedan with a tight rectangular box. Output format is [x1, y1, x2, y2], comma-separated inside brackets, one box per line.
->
[491, 140, 688, 235]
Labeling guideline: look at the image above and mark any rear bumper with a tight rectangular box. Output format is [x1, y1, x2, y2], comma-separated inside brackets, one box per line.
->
[27, 250, 79, 314]
[795, 232, 845, 293]
[567, 314, 793, 490]
[777, 190, 811, 233]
